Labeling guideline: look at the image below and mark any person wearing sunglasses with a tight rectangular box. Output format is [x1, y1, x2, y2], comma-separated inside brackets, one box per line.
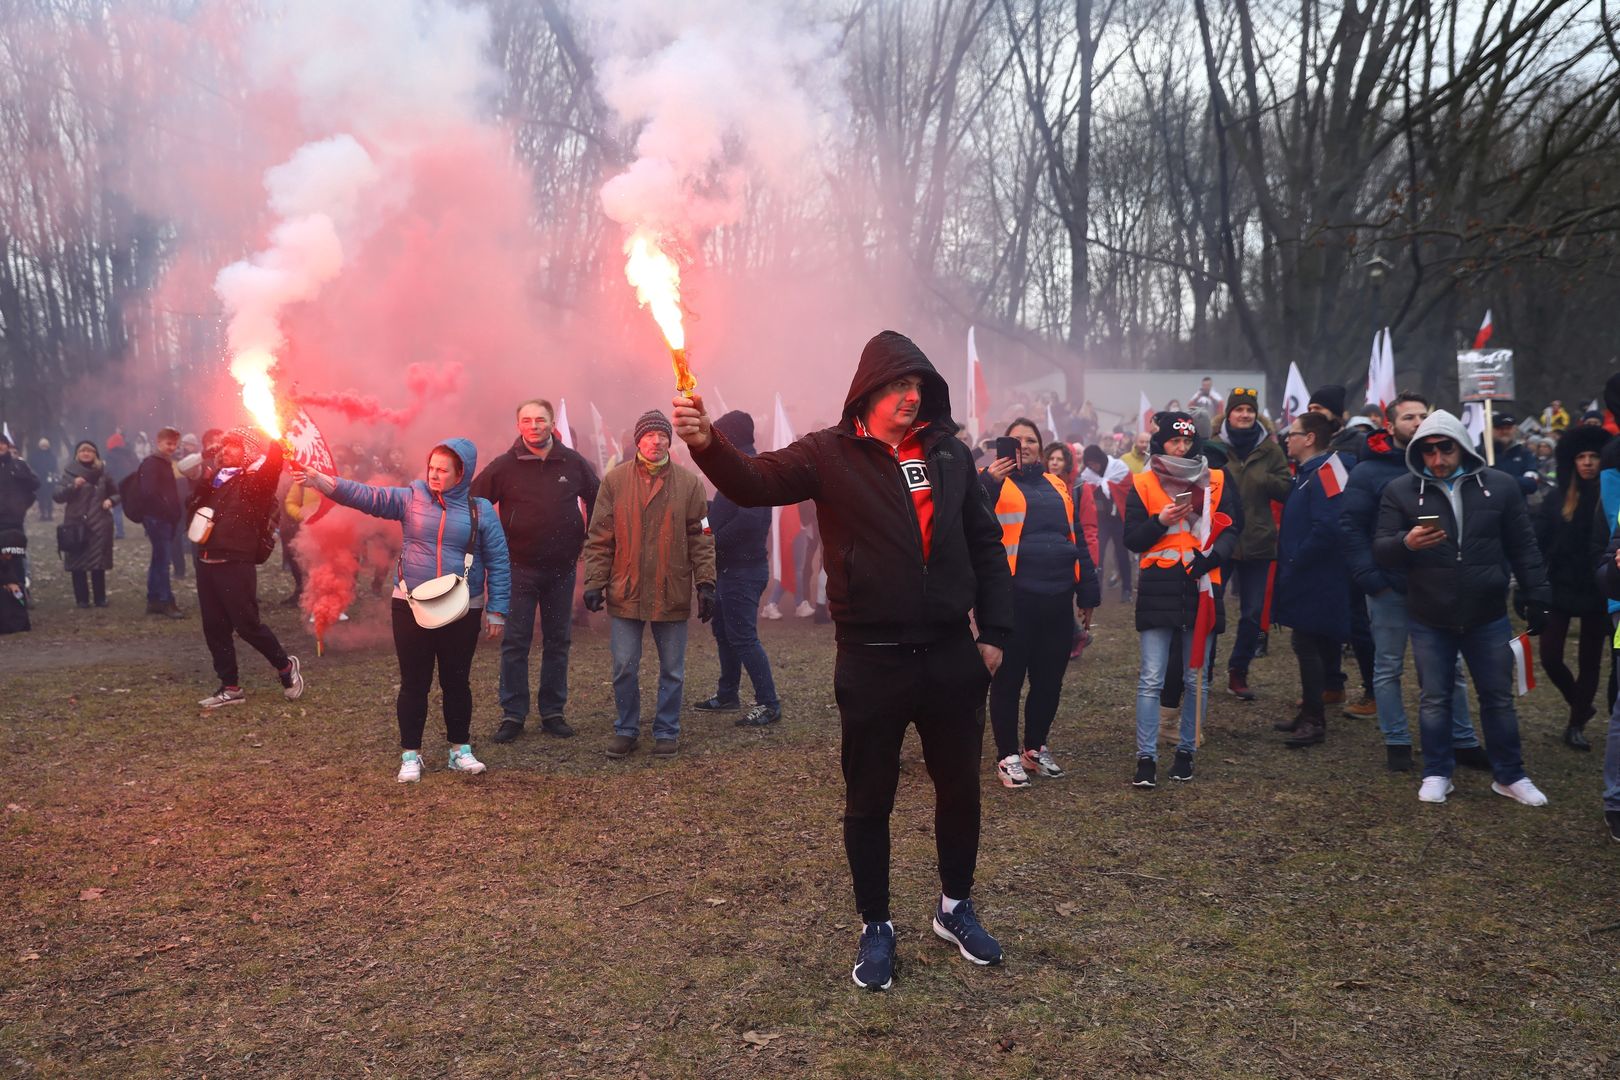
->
[1372, 410, 1552, 807]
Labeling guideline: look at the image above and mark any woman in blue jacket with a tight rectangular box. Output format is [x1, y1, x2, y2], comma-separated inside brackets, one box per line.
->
[297, 437, 511, 781]
[1274, 412, 1353, 748]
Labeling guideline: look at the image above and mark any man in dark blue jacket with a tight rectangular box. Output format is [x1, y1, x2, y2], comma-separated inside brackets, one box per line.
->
[137, 427, 186, 619]
[472, 399, 599, 742]
[692, 411, 781, 726]
[1481, 412, 1539, 496]
[1340, 392, 1484, 772]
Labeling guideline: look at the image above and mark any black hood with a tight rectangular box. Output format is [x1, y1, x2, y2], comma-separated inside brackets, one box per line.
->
[712, 410, 756, 453]
[1555, 424, 1610, 491]
[841, 330, 956, 434]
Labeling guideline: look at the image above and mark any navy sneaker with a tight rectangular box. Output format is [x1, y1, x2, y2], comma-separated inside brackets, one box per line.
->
[852, 921, 895, 991]
[931, 898, 1003, 966]
[693, 695, 741, 712]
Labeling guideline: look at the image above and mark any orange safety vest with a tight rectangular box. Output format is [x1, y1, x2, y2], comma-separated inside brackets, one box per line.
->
[995, 472, 1081, 580]
[1131, 469, 1225, 585]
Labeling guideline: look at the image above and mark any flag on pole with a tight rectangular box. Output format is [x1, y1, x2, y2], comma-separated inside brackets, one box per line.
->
[1473, 310, 1494, 350]
[710, 385, 732, 418]
[769, 394, 804, 599]
[1139, 390, 1154, 434]
[1461, 401, 1487, 450]
[1, 421, 10, 444]
[966, 327, 988, 444]
[283, 407, 337, 525]
[1281, 362, 1309, 426]
[1508, 632, 1535, 695]
[1046, 401, 1060, 444]
[1319, 454, 1349, 498]
[1365, 328, 1396, 417]
[589, 402, 611, 475]
[554, 398, 575, 449]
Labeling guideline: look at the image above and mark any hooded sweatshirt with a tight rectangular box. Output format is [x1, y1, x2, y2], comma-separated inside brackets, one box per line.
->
[689, 330, 1013, 647]
[1371, 410, 1548, 631]
[708, 411, 770, 569]
[319, 437, 511, 615]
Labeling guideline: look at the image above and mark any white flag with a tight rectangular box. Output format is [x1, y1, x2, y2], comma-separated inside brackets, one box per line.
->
[769, 393, 801, 589]
[1282, 362, 1309, 426]
[710, 385, 732, 418]
[554, 398, 575, 449]
[966, 327, 986, 444]
[589, 401, 611, 475]
[1139, 390, 1154, 433]
[1365, 328, 1396, 416]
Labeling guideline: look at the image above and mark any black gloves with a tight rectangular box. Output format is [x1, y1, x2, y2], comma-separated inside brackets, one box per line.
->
[583, 588, 605, 612]
[1187, 552, 1215, 578]
[1525, 602, 1547, 637]
[697, 583, 716, 623]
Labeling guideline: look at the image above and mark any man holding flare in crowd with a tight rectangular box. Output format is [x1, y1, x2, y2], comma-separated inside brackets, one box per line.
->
[672, 329, 1014, 993]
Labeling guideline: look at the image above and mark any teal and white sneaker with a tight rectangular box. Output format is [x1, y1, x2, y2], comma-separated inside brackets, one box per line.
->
[397, 751, 422, 783]
[447, 744, 486, 774]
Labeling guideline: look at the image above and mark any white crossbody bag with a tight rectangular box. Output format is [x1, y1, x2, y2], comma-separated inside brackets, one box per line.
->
[404, 501, 479, 629]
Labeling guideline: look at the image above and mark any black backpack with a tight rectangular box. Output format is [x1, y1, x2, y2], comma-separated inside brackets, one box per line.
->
[118, 470, 145, 522]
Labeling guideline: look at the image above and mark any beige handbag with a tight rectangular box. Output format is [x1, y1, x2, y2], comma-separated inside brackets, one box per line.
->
[404, 501, 480, 629]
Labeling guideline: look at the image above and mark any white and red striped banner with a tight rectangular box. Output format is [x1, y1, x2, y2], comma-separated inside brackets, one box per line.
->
[1319, 454, 1349, 498]
[1508, 632, 1535, 696]
[1473, 310, 1494, 350]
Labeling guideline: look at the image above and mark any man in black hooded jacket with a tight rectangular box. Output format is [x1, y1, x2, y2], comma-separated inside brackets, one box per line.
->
[672, 330, 1014, 993]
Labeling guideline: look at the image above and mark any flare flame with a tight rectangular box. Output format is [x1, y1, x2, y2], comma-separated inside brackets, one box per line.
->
[231, 348, 285, 438]
[623, 229, 695, 391]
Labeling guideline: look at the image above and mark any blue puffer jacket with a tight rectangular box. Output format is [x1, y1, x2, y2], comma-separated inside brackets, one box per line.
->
[1275, 451, 1354, 640]
[328, 436, 511, 615]
[1339, 431, 1408, 596]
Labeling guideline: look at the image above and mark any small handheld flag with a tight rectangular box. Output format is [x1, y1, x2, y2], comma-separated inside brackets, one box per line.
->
[1319, 454, 1349, 498]
[1474, 310, 1494, 350]
[1508, 632, 1535, 696]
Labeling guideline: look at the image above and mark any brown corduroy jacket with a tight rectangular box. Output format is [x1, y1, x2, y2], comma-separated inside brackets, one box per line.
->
[583, 457, 715, 621]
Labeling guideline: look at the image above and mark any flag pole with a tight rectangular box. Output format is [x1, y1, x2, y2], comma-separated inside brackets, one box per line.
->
[1484, 399, 1495, 465]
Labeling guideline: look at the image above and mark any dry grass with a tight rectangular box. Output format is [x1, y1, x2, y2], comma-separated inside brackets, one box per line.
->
[3, 515, 1618, 1078]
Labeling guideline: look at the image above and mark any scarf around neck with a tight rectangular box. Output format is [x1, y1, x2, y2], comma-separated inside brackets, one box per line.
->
[1149, 453, 1209, 497]
[637, 452, 669, 475]
[1222, 421, 1263, 460]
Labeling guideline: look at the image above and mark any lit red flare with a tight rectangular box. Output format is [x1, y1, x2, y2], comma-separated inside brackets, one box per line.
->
[623, 229, 696, 391]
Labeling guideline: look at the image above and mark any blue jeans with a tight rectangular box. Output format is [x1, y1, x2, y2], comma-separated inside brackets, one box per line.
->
[498, 562, 576, 721]
[610, 616, 688, 740]
[1366, 589, 1476, 748]
[713, 564, 778, 707]
[1224, 559, 1271, 676]
[1136, 626, 1211, 759]
[144, 519, 174, 604]
[1408, 616, 1525, 784]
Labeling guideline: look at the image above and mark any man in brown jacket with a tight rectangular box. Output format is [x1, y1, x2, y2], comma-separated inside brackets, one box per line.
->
[583, 410, 716, 759]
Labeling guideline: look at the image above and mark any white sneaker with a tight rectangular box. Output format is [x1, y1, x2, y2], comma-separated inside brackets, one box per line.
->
[761, 602, 783, 620]
[1022, 746, 1065, 778]
[198, 686, 246, 708]
[280, 655, 305, 700]
[397, 751, 422, 783]
[795, 601, 815, 618]
[447, 744, 486, 774]
[1491, 778, 1549, 806]
[996, 754, 1030, 789]
[1418, 776, 1455, 803]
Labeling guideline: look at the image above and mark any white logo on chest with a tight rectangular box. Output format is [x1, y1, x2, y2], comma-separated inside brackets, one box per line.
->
[900, 459, 930, 492]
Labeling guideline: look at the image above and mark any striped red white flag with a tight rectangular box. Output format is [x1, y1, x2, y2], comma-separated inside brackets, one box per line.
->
[1319, 454, 1349, 498]
[1508, 632, 1536, 696]
[1473, 310, 1493, 350]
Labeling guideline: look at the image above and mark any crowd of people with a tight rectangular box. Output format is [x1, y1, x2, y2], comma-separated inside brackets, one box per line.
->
[4, 340, 1619, 994]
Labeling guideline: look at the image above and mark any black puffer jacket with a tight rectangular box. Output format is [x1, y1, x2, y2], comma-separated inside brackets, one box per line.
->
[690, 330, 1014, 648]
[0, 454, 39, 527]
[1534, 424, 1609, 616]
[1122, 462, 1243, 632]
[1373, 411, 1549, 631]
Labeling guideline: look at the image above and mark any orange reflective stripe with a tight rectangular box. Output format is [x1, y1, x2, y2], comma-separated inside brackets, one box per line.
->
[998, 474, 1082, 580]
[1132, 469, 1224, 584]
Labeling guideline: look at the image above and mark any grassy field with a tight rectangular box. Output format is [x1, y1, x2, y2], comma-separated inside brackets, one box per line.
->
[3, 514, 1617, 1078]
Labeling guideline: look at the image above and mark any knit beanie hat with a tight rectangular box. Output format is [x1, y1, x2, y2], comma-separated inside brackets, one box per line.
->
[1150, 411, 1199, 455]
[1308, 384, 1347, 417]
[1224, 387, 1259, 419]
[223, 426, 265, 459]
[634, 409, 672, 444]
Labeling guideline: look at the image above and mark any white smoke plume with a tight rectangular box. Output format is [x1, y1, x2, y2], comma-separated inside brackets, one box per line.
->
[593, 2, 846, 240]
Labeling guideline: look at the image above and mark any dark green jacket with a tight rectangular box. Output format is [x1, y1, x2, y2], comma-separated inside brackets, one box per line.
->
[1205, 427, 1292, 561]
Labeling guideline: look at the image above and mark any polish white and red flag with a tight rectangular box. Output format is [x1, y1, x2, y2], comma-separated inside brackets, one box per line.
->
[1474, 310, 1494, 350]
[1508, 632, 1535, 695]
[1319, 454, 1349, 498]
[1139, 390, 1154, 434]
[769, 393, 803, 599]
[966, 327, 990, 444]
